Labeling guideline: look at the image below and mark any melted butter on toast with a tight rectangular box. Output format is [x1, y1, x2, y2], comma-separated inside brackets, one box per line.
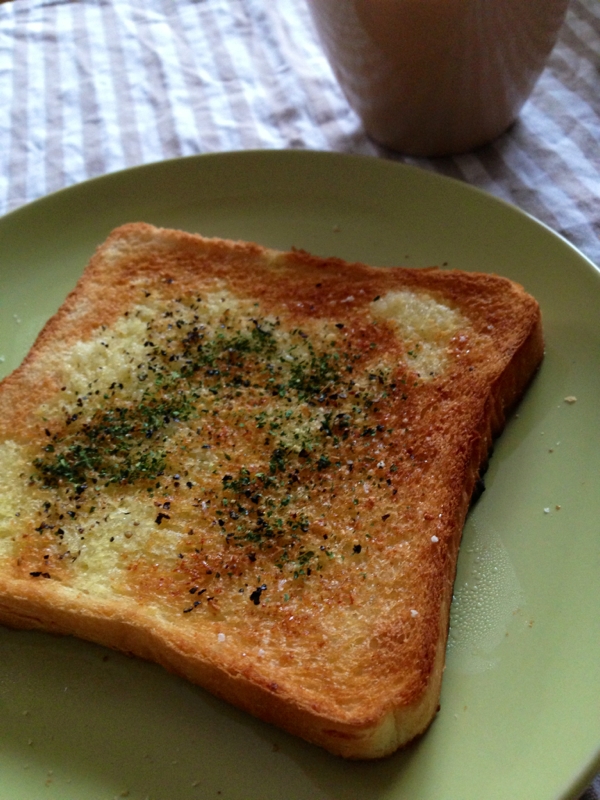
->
[371, 290, 466, 379]
[0, 283, 462, 654]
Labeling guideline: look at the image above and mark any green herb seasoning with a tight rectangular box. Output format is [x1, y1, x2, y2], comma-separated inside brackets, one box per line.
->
[28, 290, 409, 613]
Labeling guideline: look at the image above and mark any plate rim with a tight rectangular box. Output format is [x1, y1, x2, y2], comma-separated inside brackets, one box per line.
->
[1, 148, 599, 275]
[0, 147, 599, 800]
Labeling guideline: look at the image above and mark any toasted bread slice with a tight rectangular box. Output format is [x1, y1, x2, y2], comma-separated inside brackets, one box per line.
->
[0, 223, 543, 758]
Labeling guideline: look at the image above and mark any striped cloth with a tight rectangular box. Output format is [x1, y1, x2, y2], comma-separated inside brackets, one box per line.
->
[0, 0, 599, 267]
[0, 1, 599, 796]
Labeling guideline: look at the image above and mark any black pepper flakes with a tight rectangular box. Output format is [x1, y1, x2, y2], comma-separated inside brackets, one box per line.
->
[249, 584, 267, 605]
[29, 293, 406, 607]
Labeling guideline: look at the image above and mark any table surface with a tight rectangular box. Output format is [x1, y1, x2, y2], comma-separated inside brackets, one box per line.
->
[0, 1, 599, 798]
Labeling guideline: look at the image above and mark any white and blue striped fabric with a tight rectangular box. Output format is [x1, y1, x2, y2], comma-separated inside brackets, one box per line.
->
[0, 0, 599, 267]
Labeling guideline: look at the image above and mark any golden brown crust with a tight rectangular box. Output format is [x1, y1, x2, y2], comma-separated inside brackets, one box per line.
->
[0, 223, 543, 758]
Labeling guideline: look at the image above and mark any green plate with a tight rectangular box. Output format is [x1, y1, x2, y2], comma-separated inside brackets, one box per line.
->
[0, 150, 599, 800]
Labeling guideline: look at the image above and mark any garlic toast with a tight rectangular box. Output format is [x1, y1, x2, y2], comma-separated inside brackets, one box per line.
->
[0, 223, 543, 758]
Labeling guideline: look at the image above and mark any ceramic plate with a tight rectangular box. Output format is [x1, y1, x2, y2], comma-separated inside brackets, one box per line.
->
[0, 150, 599, 800]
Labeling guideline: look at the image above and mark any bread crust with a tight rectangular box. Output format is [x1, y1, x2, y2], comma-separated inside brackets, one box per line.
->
[0, 224, 543, 758]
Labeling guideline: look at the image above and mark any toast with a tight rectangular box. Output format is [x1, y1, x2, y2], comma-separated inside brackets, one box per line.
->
[0, 223, 543, 758]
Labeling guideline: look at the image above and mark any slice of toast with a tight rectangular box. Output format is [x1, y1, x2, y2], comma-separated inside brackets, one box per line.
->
[0, 223, 543, 758]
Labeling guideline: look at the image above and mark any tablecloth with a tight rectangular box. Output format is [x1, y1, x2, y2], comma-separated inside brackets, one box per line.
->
[1, 0, 599, 267]
[0, 0, 599, 797]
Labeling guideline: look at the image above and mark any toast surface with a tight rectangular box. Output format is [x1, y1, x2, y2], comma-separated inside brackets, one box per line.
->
[0, 223, 543, 758]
